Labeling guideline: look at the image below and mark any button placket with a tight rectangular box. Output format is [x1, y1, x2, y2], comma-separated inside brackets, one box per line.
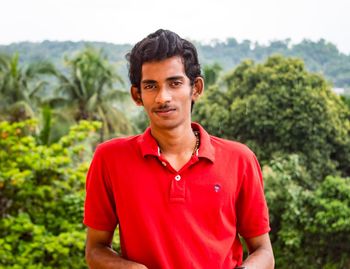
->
[170, 173, 185, 203]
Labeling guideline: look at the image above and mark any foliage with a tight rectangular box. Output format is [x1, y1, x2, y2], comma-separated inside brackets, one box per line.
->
[53, 47, 134, 141]
[0, 47, 136, 143]
[203, 62, 222, 87]
[0, 53, 56, 122]
[194, 55, 350, 179]
[341, 95, 350, 111]
[0, 120, 105, 268]
[264, 155, 350, 269]
[1, 38, 350, 88]
[1, 44, 349, 268]
[133, 109, 150, 133]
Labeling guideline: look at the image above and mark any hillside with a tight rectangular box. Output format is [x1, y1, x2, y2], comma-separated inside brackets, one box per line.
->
[1, 38, 350, 88]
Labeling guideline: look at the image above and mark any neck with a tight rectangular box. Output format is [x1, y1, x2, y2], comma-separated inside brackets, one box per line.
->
[150, 123, 196, 156]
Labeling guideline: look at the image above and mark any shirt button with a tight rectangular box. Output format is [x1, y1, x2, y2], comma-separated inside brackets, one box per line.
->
[161, 161, 167, 166]
[175, 175, 181, 181]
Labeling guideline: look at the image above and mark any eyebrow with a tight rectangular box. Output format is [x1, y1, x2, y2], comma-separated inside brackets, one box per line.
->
[141, 79, 157, 84]
[141, 76, 185, 84]
[166, 76, 185, 81]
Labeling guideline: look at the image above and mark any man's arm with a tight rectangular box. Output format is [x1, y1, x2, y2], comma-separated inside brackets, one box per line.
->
[85, 227, 148, 269]
[239, 233, 274, 269]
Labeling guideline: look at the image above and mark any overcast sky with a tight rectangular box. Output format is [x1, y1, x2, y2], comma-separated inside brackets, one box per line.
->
[1, 0, 350, 53]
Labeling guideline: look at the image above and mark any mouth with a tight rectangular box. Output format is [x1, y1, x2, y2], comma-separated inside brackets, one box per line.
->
[153, 107, 176, 116]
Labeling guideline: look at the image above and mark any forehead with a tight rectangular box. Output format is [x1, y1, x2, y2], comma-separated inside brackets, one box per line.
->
[141, 56, 187, 81]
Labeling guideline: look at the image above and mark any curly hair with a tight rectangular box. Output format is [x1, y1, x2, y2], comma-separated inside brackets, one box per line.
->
[126, 29, 201, 90]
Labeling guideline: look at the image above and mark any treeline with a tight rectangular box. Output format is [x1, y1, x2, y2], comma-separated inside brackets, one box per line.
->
[1, 38, 350, 88]
[0, 48, 135, 144]
[1, 47, 350, 268]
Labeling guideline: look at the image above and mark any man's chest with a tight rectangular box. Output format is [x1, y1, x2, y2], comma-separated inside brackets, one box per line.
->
[107, 156, 242, 224]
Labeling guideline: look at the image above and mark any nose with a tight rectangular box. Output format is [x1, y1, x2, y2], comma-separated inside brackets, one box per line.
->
[155, 85, 172, 104]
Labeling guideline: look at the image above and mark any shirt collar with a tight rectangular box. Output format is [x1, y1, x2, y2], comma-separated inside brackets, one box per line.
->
[137, 127, 160, 157]
[192, 122, 215, 162]
[137, 122, 215, 162]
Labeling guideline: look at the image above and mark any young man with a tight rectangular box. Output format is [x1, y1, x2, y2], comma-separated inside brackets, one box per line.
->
[84, 29, 274, 269]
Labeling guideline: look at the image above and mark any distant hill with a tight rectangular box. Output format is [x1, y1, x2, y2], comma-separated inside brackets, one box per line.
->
[1, 38, 349, 88]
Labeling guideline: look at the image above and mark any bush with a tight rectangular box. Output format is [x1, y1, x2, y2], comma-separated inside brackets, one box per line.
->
[0, 119, 101, 268]
[264, 155, 350, 268]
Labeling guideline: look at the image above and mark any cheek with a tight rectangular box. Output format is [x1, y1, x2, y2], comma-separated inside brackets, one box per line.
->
[140, 94, 152, 105]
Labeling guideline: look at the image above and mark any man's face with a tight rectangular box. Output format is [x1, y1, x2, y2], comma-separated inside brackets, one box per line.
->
[132, 56, 202, 131]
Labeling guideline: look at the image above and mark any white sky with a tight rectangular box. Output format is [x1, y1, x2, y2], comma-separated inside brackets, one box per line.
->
[1, 0, 350, 53]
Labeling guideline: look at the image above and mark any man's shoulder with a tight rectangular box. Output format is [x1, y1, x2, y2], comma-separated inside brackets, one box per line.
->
[209, 135, 255, 159]
[195, 122, 255, 160]
[95, 134, 141, 155]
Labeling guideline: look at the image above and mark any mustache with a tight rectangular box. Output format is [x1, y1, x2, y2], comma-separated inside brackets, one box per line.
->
[152, 104, 176, 112]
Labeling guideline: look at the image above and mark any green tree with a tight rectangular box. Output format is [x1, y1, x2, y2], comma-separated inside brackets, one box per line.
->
[264, 155, 350, 268]
[194, 55, 350, 179]
[203, 63, 222, 87]
[0, 53, 56, 122]
[0, 120, 111, 268]
[54, 47, 134, 140]
[341, 95, 350, 111]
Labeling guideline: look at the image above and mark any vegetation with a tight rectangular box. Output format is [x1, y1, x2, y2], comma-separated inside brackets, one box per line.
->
[194, 55, 350, 180]
[264, 155, 350, 268]
[0, 53, 56, 122]
[203, 62, 222, 87]
[194, 55, 350, 268]
[0, 120, 101, 268]
[53, 47, 134, 141]
[0, 47, 135, 144]
[1, 38, 350, 88]
[1, 44, 349, 268]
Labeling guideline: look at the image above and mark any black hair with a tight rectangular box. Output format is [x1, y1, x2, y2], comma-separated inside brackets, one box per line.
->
[126, 29, 201, 90]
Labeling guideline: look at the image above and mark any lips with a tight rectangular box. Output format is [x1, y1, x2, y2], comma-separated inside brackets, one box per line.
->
[153, 106, 176, 116]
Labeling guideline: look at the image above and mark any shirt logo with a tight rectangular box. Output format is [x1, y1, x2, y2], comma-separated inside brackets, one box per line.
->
[214, 184, 221, 192]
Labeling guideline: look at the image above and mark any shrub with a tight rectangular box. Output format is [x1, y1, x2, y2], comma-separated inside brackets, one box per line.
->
[0, 119, 102, 268]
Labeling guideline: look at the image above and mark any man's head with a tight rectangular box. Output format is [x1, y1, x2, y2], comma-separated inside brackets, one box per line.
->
[126, 29, 201, 91]
[126, 30, 204, 130]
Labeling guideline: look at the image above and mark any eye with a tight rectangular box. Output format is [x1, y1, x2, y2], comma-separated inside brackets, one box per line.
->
[143, 84, 156, 90]
[170, 80, 182, 87]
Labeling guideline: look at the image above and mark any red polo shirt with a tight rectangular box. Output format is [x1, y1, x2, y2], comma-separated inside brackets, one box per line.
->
[84, 123, 270, 269]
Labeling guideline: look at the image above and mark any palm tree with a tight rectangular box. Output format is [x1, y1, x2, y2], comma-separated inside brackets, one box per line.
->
[0, 53, 56, 122]
[53, 47, 133, 141]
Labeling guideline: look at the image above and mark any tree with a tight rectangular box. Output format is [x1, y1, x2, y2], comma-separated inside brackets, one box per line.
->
[194, 55, 350, 179]
[0, 53, 56, 122]
[54, 47, 134, 140]
[264, 154, 350, 269]
[0, 120, 111, 268]
[203, 63, 222, 87]
[341, 95, 350, 111]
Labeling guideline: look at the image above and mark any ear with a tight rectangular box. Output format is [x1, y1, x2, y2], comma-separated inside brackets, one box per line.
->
[130, 86, 143, 106]
[191, 77, 204, 101]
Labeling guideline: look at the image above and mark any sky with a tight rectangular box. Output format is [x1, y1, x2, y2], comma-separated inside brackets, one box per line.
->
[1, 0, 350, 53]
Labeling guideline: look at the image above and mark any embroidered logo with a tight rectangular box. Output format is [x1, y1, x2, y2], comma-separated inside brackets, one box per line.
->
[214, 184, 221, 192]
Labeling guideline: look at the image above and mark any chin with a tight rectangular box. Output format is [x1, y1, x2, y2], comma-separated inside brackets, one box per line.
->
[151, 120, 182, 130]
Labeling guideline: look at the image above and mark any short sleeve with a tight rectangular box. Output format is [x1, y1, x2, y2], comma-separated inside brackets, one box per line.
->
[236, 152, 270, 238]
[83, 146, 118, 231]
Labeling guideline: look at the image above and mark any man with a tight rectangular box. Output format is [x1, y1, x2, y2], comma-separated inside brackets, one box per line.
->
[84, 29, 274, 269]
